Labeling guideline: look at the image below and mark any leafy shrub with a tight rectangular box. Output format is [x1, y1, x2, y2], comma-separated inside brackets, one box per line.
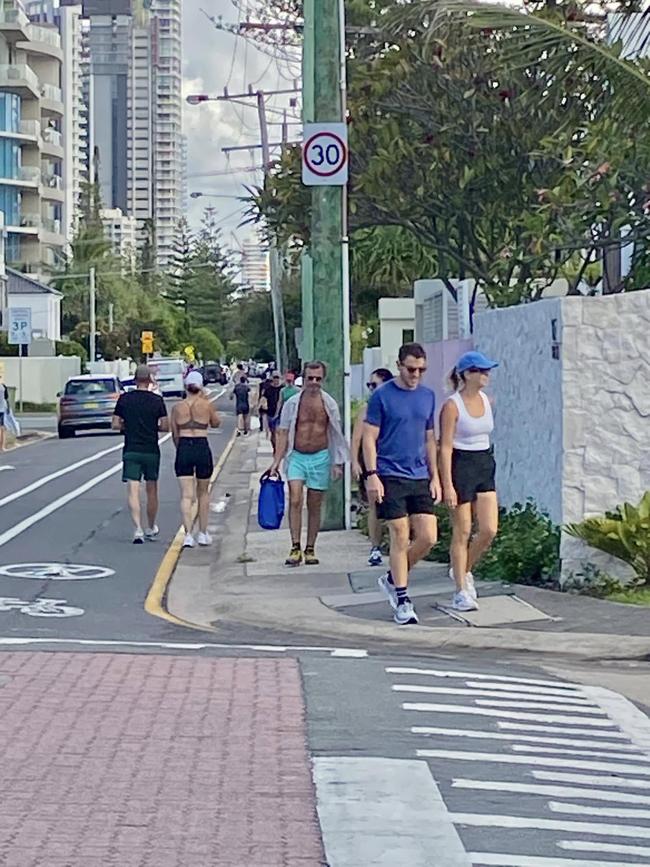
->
[473, 501, 560, 586]
[566, 492, 650, 585]
[562, 562, 628, 598]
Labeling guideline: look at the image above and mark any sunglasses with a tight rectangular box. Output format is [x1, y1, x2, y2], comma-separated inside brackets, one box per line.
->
[467, 367, 491, 374]
[307, 375, 323, 382]
[366, 382, 377, 391]
[402, 365, 427, 375]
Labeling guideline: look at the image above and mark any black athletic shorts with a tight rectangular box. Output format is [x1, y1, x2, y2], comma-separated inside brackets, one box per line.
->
[175, 438, 214, 480]
[452, 447, 496, 505]
[377, 476, 436, 521]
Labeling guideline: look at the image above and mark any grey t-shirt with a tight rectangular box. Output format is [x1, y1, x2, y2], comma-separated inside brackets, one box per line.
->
[0, 385, 8, 414]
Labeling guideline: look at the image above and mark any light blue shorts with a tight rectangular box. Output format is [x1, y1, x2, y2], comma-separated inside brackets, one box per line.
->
[287, 448, 331, 491]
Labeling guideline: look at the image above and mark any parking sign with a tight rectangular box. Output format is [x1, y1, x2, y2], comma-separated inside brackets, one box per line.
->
[8, 308, 32, 345]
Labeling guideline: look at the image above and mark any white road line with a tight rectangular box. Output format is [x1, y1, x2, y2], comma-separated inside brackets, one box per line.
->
[498, 722, 627, 738]
[470, 854, 640, 867]
[475, 699, 605, 714]
[450, 811, 650, 838]
[0, 637, 367, 656]
[0, 435, 172, 547]
[512, 744, 648, 761]
[0, 441, 123, 508]
[465, 680, 588, 698]
[582, 685, 650, 756]
[452, 778, 650, 806]
[416, 749, 650, 776]
[403, 702, 617, 727]
[559, 840, 650, 858]
[550, 801, 650, 820]
[393, 684, 593, 706]
[412, 727, 640, 751]
[313, 757, 472, 867]
[533, 770, 650, 790]
[386, 667, 580, 689]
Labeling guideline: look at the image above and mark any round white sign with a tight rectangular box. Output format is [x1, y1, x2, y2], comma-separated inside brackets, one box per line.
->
[303, 131, 348, 178]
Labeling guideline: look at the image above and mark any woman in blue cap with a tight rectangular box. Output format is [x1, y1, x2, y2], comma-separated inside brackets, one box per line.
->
[439, 350, 499, 612]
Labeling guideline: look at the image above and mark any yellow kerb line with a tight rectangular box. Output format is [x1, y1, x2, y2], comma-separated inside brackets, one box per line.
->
[144, 427, 238, 631]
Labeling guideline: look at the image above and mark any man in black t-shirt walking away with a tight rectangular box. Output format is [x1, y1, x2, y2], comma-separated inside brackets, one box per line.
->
[112, 365, 169, 543]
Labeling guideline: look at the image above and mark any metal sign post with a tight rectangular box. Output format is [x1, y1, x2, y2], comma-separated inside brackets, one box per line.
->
[8, 307, 32, 413]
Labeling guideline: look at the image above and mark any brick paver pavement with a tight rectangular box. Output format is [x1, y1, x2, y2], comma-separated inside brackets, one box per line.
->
[0, 652, 327, 867]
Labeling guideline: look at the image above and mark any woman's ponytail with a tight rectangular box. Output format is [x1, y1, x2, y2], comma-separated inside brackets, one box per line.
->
[448, 366, 461, 391]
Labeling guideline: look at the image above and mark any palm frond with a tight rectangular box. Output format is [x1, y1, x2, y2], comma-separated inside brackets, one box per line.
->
[389, 2, 650, 124]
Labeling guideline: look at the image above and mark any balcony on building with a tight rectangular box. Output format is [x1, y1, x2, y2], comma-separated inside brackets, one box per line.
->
[0, 2, 30, 41]
[41, 125, 63, 158]
[6, 212, 40, 235]
[0, 164, 40, 188]
[0, 63, 40, 98]
[39, 82, 63, 116]
[40, 168, 63, 201]
[18, 24, 63, 62]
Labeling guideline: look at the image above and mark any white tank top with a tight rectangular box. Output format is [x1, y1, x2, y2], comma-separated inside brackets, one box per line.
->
[448, 391, 493, 451]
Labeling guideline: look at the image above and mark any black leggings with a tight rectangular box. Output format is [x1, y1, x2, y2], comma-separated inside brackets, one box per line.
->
[175, 438, 214, 480]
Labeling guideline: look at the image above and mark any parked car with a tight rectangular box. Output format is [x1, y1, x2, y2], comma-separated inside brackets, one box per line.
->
[57, 375, 124, 439]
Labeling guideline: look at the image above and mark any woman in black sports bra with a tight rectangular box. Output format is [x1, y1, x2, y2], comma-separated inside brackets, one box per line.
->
[171, 371, 221, 548]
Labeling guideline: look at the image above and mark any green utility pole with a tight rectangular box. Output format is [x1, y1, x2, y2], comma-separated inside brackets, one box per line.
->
[301, 0, 315, 364]
[303, 0, 347, 530]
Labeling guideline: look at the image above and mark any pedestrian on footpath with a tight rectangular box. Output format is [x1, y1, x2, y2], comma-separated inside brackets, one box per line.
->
[268, 361, 348, 567]
[112, 364, 169, 544]
[351, 368, 394, 567]
[171, 371, 221, 548]
[231, 375, 251, 436]
[0, 381, 10, 452]
[363, 343, 441, 626]
[275, 371, 300, 423]
[258, 372, 271, 438]
[439, 350, 499, 612]
[265, 372, 283, 452]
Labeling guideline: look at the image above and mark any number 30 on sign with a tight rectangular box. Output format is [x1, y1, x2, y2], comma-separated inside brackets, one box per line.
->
[302, 123, 348, 187]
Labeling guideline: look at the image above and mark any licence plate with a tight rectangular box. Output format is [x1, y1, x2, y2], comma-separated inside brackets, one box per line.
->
[85, 402, 99, 409]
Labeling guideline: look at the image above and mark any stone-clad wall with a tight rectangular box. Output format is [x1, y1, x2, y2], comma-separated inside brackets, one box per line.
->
[560, 291, 650, 575]
[473, 299, 564, 524]
[474, 290, 650, 578]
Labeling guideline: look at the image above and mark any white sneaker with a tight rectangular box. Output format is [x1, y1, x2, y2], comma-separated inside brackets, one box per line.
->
[133, 528, 145, 545]
[450, 567, 478, 601]
[368, 546, 383, 567]
[197, 531, 212, 547]
[145, 525, 159, 540]
[452, 590, 479, 612]
[182, 533, 196, 548]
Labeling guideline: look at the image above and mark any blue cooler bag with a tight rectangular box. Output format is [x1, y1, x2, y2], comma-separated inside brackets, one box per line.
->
[257, 472, 285, 530]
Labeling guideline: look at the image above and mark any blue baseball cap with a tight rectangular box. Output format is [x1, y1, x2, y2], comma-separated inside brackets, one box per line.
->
[456, 351, 499, 374]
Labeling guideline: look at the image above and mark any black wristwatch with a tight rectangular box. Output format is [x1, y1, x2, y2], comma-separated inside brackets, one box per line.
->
[363, 469, 378, 480]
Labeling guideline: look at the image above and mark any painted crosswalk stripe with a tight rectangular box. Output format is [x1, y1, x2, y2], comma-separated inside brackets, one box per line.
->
[475, 698, 605, 714]
[560, 840, 650, 858]
[416, 748, 650, 776]
[469, 854, 640, 867]
[403, 702, 617, 727]
[550, 801, 650, 820]
[498, 721, 627, 738]
[512, 744, 649, 761]
[313, 757, 472, 866]
[412, 727, 641, 751]
[581, 685, 650, 755]
[386, 667, 580, 689]
[393, 684, 593, 706]
[452, 778, 650, 806]
[465, 680, 589, 698]
[450, 811, 650, 838]
[533, 770, 650, 790]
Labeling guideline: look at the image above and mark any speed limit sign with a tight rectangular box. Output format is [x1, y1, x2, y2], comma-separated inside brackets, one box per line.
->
[302, 123, 348, 186]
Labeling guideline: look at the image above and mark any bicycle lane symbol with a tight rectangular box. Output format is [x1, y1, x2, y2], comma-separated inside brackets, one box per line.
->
[0, 563, 115, 581]
[0, 597, 84, 617]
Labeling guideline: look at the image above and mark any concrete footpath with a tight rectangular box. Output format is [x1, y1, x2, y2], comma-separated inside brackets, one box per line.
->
[169, 432, 650, 662]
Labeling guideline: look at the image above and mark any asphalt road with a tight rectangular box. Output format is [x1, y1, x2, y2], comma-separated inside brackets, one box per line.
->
[0, 390, 234, 645]
[3, 393, 650, 865]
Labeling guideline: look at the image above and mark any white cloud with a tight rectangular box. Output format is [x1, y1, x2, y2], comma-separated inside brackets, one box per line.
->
[182, 0, 301, 248]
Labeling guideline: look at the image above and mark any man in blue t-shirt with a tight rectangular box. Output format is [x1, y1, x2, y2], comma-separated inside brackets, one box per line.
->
[363, 342, 442, 626]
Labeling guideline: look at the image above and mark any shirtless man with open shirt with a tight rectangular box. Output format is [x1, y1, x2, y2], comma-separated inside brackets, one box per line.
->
[268, 360, 348, 566]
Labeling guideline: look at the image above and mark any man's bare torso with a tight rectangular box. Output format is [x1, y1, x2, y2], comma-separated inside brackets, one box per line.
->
[295, 393, 329, 453]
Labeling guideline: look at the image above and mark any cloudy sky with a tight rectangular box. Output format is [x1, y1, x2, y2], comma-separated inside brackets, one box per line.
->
[182, 0, 302, 250]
